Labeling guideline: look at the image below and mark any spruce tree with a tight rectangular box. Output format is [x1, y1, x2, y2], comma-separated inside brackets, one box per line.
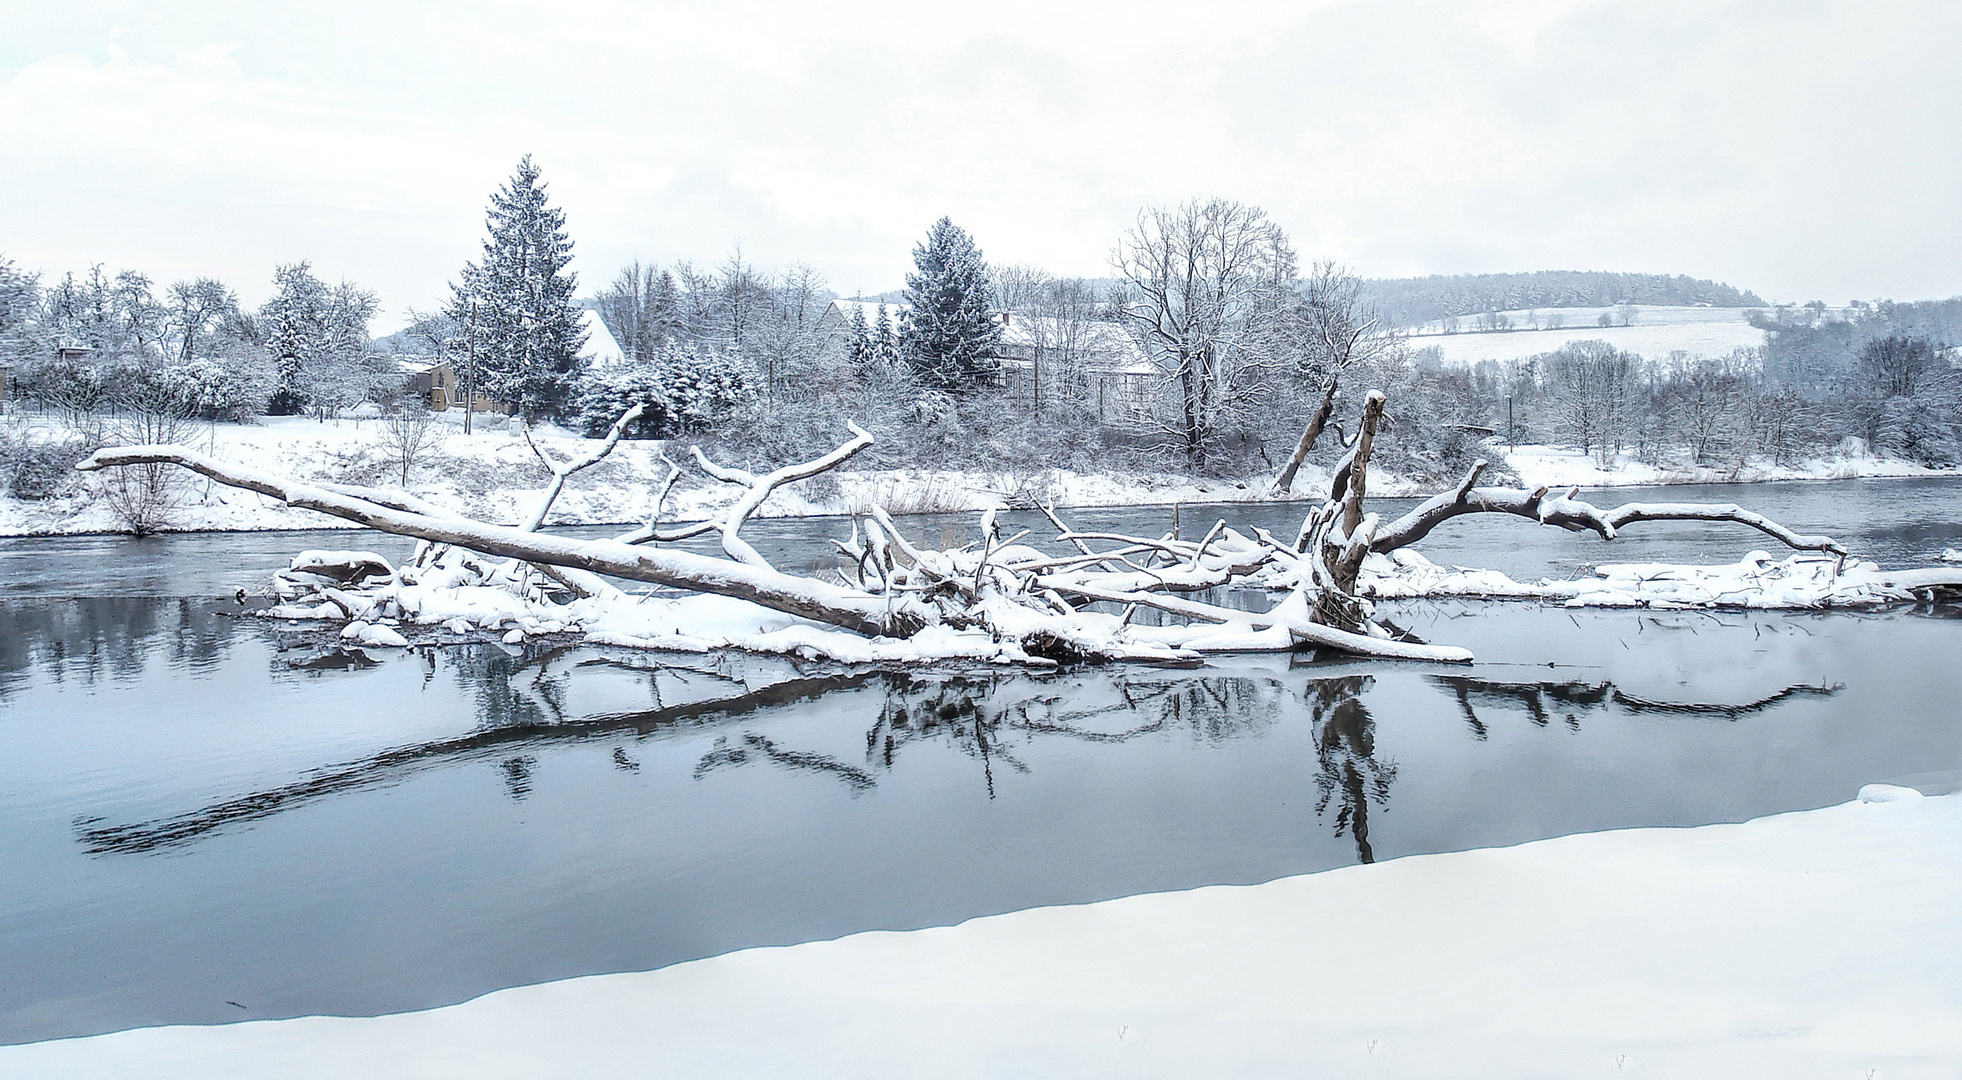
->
[261, 262, 331, 415]
[873, 303, 901, 368]
[898, 218, 1001, 389]
[845, 303, 872, 370]
[448, 155, 586, 420]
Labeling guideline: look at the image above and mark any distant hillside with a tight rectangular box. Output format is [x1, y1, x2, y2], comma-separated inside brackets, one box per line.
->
[1363, 272, 1765, 328]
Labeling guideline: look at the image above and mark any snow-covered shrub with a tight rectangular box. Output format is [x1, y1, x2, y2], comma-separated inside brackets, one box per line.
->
[576, 366, 673, 439]
[14, 353, 111, 423]
[575, 346, 756, 439]
[906, 390, 959, 428]
[154, 357, 272, 422]
[662, 347, 756, 431]
[0, 426, 95, 500]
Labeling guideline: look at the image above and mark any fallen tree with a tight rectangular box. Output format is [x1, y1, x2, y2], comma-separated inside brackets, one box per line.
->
[75, 392, 1961, 666]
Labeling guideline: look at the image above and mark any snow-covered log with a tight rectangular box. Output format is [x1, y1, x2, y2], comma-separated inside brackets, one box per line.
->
[79, 388, 1934, 670]
[77, 443, 934, 639]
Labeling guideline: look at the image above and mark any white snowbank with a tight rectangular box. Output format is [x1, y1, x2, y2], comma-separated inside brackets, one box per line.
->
[0, 414, 1420, 536]
[1504, 441, 1944, 490]
[6, 793, 1955, 1078]
[1356, 548, 1962, 609]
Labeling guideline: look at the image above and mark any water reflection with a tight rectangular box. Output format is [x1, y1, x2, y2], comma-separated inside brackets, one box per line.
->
[72, 655, 1838, 860]
[1432, 674, 1841, 739]
[1308, 676, 1395, 864]
[73, 663, 876, 854]
[0, 598, 235, 700]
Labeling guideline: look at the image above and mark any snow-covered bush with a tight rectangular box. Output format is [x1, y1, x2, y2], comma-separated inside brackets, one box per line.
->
[154, 357, 273, 422]
[576, 366, 672, 439]
[575, 346, 756, 439]
[0, 426, 96, 500]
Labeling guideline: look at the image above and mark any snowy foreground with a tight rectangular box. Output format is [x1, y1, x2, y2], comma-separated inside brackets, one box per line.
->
[0, 413, 1945, 537]
[4, 790, 1956, 1078]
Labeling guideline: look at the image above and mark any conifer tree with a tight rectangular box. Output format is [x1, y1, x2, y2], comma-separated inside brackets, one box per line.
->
[447, 155, 586, 420]
[873, 303, 901, 368]
[845, 303, 872, 371]
[898, 218, 1001, 389]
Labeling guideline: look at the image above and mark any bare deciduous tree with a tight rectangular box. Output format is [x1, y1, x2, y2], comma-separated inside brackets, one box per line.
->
[1113, 198, 1293, 467]
[1273, 263, 1402, 493]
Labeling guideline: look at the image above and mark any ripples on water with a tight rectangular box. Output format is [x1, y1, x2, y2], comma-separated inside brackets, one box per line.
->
[1, 476, 1959, 1044]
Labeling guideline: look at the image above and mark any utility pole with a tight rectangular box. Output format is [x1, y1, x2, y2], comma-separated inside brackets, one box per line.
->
[463, 298, 476, 435]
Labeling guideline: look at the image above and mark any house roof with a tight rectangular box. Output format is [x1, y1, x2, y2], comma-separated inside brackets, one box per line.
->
[580, 308, 627, 367]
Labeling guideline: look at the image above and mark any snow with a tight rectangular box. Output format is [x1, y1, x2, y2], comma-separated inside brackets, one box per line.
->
[258, 546, 1075, 667]
[1353, 547, 1962, 610]
[576, 308, 626, 369]
[5, 792, 1956, 1078]
[1503, 441, 1944, 489]
[1411, 305, 1768, 364]
[0, 412, 1435, 537]
[4, 410, 1946, 538]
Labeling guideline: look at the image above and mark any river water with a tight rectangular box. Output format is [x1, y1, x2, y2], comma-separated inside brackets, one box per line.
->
[1, 477, 1959, 1044]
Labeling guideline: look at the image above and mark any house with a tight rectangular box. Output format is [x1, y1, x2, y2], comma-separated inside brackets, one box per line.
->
[992, 310, 1159, 420]
[400, 356, 504, 414]
[827, 298, 1159, 418]
[398, 309, 630, 413]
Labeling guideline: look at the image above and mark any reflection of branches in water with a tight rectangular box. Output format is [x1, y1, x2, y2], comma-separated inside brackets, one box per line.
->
[863, 674, 1282, 797]
[0, 598, 235, 702]
[693, 733, 876, 791]
[1613, 682, 1842, 716]
[500, 756, 536, 799]
[1430, 675, 1843, 739]
[686, 673, 1286, 800]
[1435, 676, 1610, 738]
[1307, 676, 1396, 865]
[75, 670, 878, 855]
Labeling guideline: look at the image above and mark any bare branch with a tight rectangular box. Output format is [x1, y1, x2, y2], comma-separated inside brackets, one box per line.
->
[522, 404, 646, 532]
[77, 443, 930, 639]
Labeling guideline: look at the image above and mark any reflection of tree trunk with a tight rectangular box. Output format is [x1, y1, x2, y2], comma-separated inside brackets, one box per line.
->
[1309, 677, 1395, 865]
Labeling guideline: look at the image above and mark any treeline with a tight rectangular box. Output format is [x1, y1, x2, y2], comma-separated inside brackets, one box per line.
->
[0, 256, 388, 426]
[1364, 271, 1765, 328]
[1411, 331, 1961, 470]
[1754, 298, 1962, 394]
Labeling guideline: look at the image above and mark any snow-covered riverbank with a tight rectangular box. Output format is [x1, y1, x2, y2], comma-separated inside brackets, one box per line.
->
[0, 414, 1946, 537]
[4, 788, 1954, 1078]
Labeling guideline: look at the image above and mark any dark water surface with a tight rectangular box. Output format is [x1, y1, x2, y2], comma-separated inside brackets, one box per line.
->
[1, 477, 1959, 1044]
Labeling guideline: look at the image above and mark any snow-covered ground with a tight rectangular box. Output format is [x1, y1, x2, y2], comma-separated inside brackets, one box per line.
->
[1501, 441, 1945, 489]
[1411, 305, 1768, 364]
[3, 411, 1949, 539]
[0, 412, 1429, 538]
[4, 789, 1954, 1078]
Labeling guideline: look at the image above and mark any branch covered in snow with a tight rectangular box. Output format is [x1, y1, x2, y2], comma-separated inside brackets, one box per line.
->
[522, 404, 645, 532]
[1372, 483, 1849, 556]
[78, 442, 932, 639]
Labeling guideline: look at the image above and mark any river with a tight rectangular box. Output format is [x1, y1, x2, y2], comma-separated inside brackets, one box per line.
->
[1, 477, 1958, 1045]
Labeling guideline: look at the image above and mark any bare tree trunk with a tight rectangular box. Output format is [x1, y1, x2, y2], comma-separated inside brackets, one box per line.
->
[1272, 375, 1338, 494]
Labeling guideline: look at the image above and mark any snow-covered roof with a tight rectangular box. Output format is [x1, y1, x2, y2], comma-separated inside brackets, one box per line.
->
[831, 298, 907, 325]
[580, 308, 627, 368]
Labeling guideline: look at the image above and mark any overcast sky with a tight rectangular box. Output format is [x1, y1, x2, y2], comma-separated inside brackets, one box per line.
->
[3, 0, 1958, 331]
